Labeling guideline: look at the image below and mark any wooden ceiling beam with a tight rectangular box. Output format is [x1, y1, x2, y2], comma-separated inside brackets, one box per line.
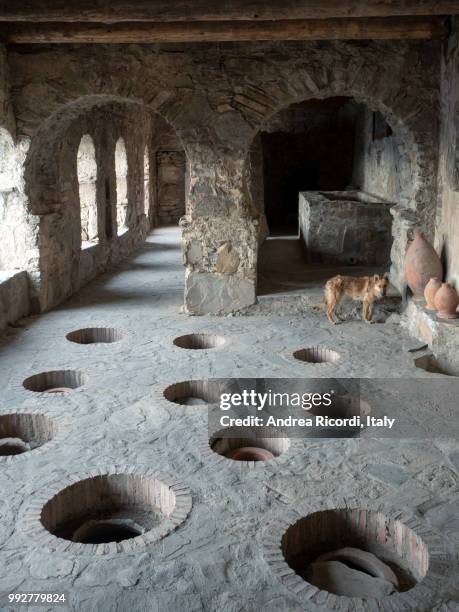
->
[0, 0, 457, 23]
[1, 17, 448, 44]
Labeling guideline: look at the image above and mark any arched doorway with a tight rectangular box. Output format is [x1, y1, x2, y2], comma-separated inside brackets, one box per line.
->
[244, 95, 417, 300]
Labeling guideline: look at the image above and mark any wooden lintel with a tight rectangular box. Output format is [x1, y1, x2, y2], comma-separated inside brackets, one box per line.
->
[1, 17, 449, 44]
[0, 0, 457, 23]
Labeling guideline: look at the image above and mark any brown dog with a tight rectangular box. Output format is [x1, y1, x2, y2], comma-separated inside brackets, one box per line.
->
[325, 273, 390, 324]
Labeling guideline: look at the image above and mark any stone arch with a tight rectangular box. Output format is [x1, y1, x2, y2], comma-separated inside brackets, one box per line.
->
[23, 94, 186, 311]
[0, 128, 17, 269]
[239, 85, 435, 292]
[77, 134, 98, 247]
[182, 48, 437, 313]
[242, 86, 427, 215]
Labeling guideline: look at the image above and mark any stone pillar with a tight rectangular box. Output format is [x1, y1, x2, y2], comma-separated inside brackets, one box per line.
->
[181, 150, 258, 315]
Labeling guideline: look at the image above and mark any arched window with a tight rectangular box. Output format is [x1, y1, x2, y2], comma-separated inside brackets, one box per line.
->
[144, 145, 150, 216]
[115, 137, 128, 235]
[0, 128, 19, 269]
[77, 135, 98, 248]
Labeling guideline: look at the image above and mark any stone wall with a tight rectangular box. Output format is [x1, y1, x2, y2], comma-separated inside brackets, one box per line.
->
[0, 46, 35, 326]
[353, 108, 406, 203]
[435, 21, 459, 289]
[156, 150, 186, 225]
[0, 271, 29, 330]
[23, 96, 159, 311]
[352, 106, 421, 287]
[4, 40, 441, 314]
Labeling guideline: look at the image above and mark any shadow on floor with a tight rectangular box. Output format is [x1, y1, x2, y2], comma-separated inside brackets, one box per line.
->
[257, 236, 388, 297]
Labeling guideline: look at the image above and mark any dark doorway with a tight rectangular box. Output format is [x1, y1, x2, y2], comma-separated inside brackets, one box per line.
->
[261, 97, 358, 235]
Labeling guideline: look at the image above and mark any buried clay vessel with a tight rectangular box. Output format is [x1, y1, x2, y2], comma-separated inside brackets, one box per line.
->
[225, 446, 274, 461]
[424, 277, 442, 310]
[434, 282, 459, 319]
[405, 232, 442, 299]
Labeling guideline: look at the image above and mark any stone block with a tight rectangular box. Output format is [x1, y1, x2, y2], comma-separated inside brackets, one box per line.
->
[184, 271, 255, 314]
[299, 190, 393, 266]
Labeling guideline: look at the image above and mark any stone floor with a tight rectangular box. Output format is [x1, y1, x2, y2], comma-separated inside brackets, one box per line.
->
[0, 227, 458, 611]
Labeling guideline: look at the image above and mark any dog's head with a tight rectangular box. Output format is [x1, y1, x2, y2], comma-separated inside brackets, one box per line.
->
[373, 273, 390, 297]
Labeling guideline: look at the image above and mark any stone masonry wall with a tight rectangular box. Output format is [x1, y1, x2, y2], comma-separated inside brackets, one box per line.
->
[24, 96, 156, 311]
[0, 45, 33, 327]
[435, 21, 459, 290]
[156, 150, 186, 225]
[6, 40, 441, 314]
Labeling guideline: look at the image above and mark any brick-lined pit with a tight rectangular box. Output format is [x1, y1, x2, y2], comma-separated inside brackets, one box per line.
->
[0, 413, 56, 456]
[66, 327, 126, 344]
[210, 428, 290, 462]
[163, 380, 217, 406]
[23, 370, 87, 393]
[173, 333, 226, 350]
[293, 347, 341, 364]
[262, 503, 451, 611]
[308, 396, 370, 438]
[414, 354, 459, 377]
[34, 469, 192, 553]
[281, 508, 425, 594]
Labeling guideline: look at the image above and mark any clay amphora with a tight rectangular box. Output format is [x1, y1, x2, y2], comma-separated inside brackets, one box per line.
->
[226, 446, 274, 461]
[424, 277, 442, 310]
[405, 232, 442, 299]
[434, 282, 459, 319]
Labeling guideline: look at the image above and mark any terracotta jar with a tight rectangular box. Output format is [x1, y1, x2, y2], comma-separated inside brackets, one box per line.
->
[225, 446, 274, 462]
[405, 232, 443, 299]
[424, 277, 442, 310]
[434, 282, 459, 319]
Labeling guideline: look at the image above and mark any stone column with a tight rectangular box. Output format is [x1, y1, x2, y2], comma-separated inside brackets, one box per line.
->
[181, 149, 258, 315]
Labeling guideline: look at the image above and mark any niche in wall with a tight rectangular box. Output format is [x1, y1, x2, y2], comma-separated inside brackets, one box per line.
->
[115, 137, 129, 235]
[372, 111, 393, 141]
[77, 135, 98, 248]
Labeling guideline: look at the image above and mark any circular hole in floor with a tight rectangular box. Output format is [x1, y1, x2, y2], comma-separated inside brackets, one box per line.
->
[414, 354, 459, 377]
[23, 370, 87, 393]
[163, 380, 217, 406]
[210, 427, 290, 462]
[292, 347, 341, 364]
[71, 519, 144, 544]
[281, 508, 427, 599]
[66, 327, 125, 344]
[307, 394, 370, 438]
[173, 333, 226, 350]
[41, 473, 178, 546]
[0, 413, 56, 457]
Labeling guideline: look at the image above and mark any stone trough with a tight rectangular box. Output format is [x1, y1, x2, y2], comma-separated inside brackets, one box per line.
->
[299, 190, 393, 266]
